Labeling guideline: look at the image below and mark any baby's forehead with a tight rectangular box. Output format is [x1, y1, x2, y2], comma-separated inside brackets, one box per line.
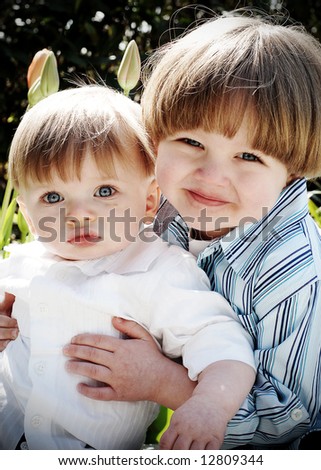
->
[22, 145, 148, 185]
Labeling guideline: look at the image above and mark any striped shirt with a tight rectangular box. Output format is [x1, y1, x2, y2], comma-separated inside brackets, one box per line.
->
[155, 179, 321, 448]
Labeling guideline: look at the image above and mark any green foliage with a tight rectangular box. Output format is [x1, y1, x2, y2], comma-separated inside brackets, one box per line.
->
[308, 180, 321, 228]
[146, 406, 173, 444]
[0, 190, 17, 254]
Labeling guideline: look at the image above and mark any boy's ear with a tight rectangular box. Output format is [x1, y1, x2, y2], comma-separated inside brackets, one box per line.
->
[285, 174, 300, 187]
[145, 179, 161, 221]
[16, 195, 36, 235]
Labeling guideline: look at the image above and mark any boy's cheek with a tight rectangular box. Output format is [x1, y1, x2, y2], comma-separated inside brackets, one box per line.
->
[155, 165, 175, 192]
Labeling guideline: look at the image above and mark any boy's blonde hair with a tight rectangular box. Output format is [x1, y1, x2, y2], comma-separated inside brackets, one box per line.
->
[142, 12, 321, 178]
[9, 84, 155, 189]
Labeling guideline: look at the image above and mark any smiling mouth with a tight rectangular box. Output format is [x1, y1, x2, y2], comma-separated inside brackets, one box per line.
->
[187, 190, 229, 206]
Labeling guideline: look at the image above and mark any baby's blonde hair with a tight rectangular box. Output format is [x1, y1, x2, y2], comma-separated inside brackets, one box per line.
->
[9, 84, 155, 189]
[142, 11, 321, 178]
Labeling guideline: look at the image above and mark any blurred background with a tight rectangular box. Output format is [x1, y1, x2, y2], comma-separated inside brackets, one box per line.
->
[1, 0, 321, 207]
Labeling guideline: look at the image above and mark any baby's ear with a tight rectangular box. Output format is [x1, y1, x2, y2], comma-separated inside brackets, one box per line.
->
[16, 196, 36, 235]
[145, 179, 161, 221]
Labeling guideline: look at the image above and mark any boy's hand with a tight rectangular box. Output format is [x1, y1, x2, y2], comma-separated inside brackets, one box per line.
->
[64, 317, 165, 402]
[63, 317, 196, 409]
[0, 293, 18, 351]
[160, 395, 227, 450]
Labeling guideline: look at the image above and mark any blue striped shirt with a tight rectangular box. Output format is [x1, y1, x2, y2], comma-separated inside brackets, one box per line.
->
[155, 179, 321, 448]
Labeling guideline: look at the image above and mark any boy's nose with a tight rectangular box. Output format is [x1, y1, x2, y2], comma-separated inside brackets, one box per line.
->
[195, 159, 230, 186]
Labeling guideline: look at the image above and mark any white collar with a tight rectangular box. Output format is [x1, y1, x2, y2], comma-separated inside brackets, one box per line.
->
[7, 226, 168, 277]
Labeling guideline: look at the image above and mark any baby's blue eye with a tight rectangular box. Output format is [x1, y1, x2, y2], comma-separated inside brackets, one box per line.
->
[95, 186, 115, 197]
[43, 192, 63, 204]
[240, 153, 260, 162]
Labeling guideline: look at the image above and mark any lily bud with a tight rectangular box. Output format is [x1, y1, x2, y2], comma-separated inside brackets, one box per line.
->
[27, 49, 50, 88]
[117, 40, 141, 96]
[27, 49, 59, 107]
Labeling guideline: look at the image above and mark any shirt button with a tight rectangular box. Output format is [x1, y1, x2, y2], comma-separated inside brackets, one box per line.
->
[38, 303, 48, 314]
[291, 409, 303, 421]
[34, 361, 46, 375]
[31, 415, 43, 428]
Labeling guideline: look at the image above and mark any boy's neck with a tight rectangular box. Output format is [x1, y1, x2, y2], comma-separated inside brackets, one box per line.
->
[190, 227, 232, 242]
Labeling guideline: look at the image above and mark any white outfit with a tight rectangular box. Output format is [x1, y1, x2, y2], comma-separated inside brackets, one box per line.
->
[0, 231, 254, 449]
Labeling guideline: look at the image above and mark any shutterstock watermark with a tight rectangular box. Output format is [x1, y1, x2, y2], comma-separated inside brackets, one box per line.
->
[179, 208, 283, 242]
[38, 208, 139, 243]
[35, 207, 283, 244]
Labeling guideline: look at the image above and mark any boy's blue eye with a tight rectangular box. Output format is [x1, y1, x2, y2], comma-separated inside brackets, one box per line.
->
[95, 186, 115, 197]
[43, 192, 63, 204]
[240, 153, 260, 162]
[180, 138, 204, 148]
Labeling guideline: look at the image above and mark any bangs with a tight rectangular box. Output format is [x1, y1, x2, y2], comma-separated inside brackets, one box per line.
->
[20, 139, 121, 186]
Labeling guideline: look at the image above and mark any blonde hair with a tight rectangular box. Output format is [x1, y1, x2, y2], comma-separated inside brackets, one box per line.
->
[142, 12, 321, 178]
[9, 84, 155, 189]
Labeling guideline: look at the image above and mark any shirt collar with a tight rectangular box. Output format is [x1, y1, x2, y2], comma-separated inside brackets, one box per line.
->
[11, 226, 164, 277]
[200, 179, 309, 277]
[62, 226, 163, 276]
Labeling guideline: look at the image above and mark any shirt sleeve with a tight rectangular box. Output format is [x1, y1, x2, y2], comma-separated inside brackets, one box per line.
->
[0, 243, 40, 298]
[223, 281, 321, 448]
[0, 253, 17, 297]
[144, 246, 255, 380]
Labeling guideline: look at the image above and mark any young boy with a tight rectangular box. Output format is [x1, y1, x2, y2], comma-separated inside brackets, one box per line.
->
[0, 84, 255, 449]
[61, 12, 321, 450]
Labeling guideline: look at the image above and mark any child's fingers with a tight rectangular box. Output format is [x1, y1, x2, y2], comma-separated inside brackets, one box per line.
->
[76, 383, 118, 401]
[159, 427, 179, 450]
[0, 323, 18, 350]
[0, 339, 10, 352]
[0, 315, 18, 328]
[0, 293, 15, 316]
[112, 317, 154, 342]
[68, 333, 119, 351]
[65, 358, 111, 383]
[0, 316, 19, 343]
[63, 342, 114, 367]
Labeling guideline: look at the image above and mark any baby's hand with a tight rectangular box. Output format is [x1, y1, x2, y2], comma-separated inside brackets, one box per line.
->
[160, 395, 227, 450]
[0, 293, 18, 351]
